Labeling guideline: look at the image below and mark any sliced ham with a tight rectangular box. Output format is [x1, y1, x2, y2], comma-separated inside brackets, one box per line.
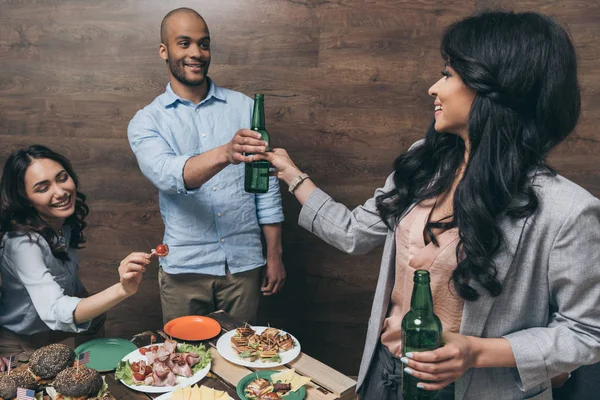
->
[140, 340, 199, 387]
[171, 362, 193, 378]
[153, 370, 177, 387]
[157, 346, 170, 362]
[166, 371, 177, 386]
[186, 352, 201, 366]
[146, 350, 157, 365]
[153, 361, 171, 378]
[164, 339, 178, 353]
[170, 353, 186, 365]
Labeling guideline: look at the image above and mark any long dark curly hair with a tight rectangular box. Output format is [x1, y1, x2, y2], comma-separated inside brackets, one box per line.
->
[0, 145, 89, 261]
[376, 11, 580, 301]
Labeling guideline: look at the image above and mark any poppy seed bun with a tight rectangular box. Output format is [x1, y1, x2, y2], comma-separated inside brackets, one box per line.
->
[53, 367, 102, 398]
[29, 344, 75, 379]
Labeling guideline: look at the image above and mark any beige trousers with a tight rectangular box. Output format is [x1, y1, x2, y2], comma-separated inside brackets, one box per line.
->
[158, 266, 262, 325]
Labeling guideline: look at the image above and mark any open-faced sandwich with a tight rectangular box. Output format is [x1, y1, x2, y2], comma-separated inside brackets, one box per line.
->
[231, 325, 295, 363]
[243, 369, 310, 400]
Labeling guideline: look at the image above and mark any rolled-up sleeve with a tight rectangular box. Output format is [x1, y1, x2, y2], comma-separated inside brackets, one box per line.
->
[255, 176, 284, 224]
[298, 173, 393, 255]
[128, 110, 192, 195]
[504, 198, 600, 391]
[7, 238, 90, 333]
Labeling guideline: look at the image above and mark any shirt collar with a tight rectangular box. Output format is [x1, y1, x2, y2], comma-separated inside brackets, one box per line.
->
[159, 77, 226, 108]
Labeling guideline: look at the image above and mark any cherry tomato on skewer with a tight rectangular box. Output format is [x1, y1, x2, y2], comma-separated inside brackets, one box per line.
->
[153, 244, 169, 257]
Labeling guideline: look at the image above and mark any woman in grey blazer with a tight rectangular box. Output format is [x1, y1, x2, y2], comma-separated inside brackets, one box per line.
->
[247, 10, 600, 400]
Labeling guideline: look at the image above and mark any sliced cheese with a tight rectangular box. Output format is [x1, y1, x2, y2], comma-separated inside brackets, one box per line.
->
[170, 387, 185, 400]
[190, 385, 202, 400]
[271, 368, 295, 384]
[198, 385, 215, 400]
[289, 374, 311, 392]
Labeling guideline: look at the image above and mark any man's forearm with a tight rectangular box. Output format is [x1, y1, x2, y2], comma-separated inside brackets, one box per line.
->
[183, 144, 230, 190]
[261, 223, 283, 259]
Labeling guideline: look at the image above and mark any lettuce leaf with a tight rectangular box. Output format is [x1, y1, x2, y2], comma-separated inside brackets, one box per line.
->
[177, 342, 212, 372]
[239, 350, 253, 359]
[262, 354, 281, 363]
[115, 360, 134, 385]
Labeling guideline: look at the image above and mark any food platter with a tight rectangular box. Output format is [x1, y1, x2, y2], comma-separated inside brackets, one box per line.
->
[118, 343, 211, 393]
[236, 370, 307, 400]
[216, 326, 300, 368]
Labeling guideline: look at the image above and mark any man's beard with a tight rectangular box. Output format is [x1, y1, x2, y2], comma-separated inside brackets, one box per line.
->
[168, 57, 209, 87]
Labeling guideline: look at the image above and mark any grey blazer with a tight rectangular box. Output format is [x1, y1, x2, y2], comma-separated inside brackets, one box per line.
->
[298, 169, 600, 399]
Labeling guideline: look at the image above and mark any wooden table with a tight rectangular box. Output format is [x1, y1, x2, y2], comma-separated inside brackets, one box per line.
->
[104, 311, 358, 400]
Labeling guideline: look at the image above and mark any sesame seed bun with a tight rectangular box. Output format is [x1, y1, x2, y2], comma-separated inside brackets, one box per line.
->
[0, 370, 37, 400]
[28, 344, 75, 379]
[52, 367, 102, 398]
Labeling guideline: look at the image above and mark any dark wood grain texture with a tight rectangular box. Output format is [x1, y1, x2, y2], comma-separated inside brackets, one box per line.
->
[1, 0, 598, 377]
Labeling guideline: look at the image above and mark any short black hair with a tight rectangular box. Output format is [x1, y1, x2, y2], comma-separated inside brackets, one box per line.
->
[160, 7, 205, 44]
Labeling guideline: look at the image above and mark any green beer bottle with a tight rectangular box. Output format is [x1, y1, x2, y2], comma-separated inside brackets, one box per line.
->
[401, 270, 443, 399]
[244, 93, 270, 193]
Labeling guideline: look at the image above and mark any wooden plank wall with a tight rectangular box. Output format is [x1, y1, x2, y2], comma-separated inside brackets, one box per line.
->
[1, 0, 598, 375]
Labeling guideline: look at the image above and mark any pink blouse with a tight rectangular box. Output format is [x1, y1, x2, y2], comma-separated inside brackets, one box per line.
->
[380, 197, 464, 356]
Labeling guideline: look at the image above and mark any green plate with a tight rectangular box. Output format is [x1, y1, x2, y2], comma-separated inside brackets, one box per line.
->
[236, 370, 306, 400]
[74, 338, 138, 372]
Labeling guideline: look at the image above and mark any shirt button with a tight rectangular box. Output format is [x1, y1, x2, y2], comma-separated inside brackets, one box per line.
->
[212, 186, 217, 191]
[201, 133, 207, 138]
[217, 212, 222, 217]
[220, 238, 225, 243]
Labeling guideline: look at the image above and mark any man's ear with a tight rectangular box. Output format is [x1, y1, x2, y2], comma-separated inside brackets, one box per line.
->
[159, 43, 168, 62]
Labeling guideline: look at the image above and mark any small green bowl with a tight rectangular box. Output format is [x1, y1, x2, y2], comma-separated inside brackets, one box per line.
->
[236, 370, 307, 400]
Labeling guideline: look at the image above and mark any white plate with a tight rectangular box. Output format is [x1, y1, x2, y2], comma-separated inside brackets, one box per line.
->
[119, 344, 211, 393]
[216, 326, 301, 368]
[154, 388, 234, 400]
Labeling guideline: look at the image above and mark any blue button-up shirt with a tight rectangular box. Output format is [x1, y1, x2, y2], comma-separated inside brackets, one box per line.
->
[128, 80, 283, 276]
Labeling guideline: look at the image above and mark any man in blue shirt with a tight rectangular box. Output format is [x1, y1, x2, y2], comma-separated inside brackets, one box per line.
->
[128, 7, 285, 324]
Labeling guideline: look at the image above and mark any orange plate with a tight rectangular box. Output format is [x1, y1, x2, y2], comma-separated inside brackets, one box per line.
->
[164, 315, 222, 341]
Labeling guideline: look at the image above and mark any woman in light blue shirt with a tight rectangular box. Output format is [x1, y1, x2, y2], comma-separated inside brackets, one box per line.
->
[0, 145, 151, 359]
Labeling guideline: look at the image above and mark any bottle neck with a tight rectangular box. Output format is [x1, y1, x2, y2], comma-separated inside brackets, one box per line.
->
[410, 278, 434, 313]
[251, 97, 265, 130]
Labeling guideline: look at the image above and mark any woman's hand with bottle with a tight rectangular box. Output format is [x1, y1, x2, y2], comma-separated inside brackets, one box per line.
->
[117, 252, 152, 296]
[401, 332, 477, 390]
[401, 332, 515, 391]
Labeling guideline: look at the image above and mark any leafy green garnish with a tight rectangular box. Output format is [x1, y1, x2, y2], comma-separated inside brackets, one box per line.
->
[115, 360, 134, 385]
[177, 342, 212, 372]
[239, 350, 254, 359]
[263, 354, 281, 363]
[97, 376, 109, 397]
